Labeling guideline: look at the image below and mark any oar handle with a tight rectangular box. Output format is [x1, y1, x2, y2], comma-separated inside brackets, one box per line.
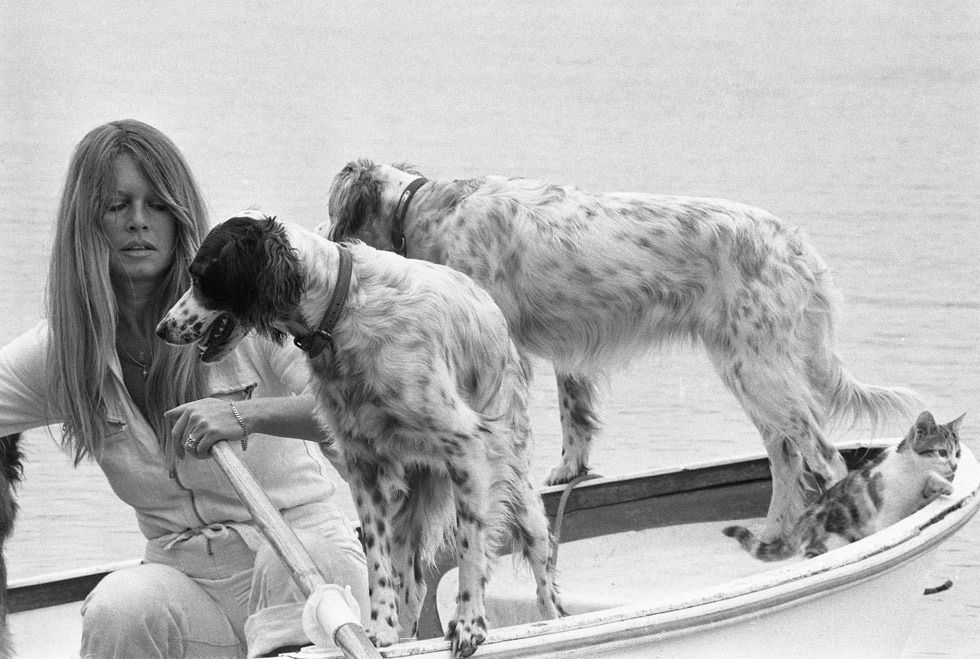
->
[210, 440, 381, 659]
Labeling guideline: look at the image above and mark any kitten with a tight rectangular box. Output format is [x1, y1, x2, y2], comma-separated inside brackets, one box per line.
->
[723, 411, 964, 561]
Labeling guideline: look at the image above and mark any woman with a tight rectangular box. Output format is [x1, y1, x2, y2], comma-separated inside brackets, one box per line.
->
[0, 120, 368, 658]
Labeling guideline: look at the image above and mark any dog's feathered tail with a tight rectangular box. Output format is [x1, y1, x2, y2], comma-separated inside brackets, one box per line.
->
[801, 274, 921, 433]
[822, 359, 921, 432]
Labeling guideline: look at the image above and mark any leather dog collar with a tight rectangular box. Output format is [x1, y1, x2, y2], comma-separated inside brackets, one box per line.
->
[390, 177, 427, 257]
[293, 244, 353, 358]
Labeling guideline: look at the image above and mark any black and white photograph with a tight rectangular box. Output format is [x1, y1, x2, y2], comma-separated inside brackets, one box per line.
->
[1, 2, 977, 657]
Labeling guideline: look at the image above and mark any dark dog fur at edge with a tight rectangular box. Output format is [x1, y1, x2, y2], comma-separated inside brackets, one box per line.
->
[0, 433, 23, 659]
[156, 211, 564, 657]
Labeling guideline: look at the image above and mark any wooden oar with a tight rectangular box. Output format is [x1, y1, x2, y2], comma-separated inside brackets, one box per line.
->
[210, 440, 381, 659]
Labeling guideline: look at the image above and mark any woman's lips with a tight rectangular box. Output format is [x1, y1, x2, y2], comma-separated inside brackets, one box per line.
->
[121, 241, 157, 253]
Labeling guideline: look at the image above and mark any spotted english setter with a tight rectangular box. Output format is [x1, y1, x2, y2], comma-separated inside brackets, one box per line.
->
[326, 160, 920, 539]
[156, 211, 564, 657]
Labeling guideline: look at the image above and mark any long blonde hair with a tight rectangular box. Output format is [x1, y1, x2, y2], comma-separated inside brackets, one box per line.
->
[47, 120, 209, 465]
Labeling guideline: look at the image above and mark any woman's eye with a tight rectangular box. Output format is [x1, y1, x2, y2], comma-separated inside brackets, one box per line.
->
[149, 201, 169, 212]
[107, 201, 127, 213]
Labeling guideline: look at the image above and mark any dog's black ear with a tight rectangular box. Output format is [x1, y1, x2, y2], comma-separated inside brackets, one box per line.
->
[252, 219, 302, 342]
[211, 229, 263, 315]
[191, 223, 258, 313]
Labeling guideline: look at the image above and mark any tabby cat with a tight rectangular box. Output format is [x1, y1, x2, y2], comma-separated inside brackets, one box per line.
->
[724, 411, 964, 561]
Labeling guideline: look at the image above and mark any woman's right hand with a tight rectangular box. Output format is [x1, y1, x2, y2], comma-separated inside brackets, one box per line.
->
[166, 397, 242, 459]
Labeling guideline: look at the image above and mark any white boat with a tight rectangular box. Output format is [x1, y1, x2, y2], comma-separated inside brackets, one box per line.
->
[8, 438, 978, 658]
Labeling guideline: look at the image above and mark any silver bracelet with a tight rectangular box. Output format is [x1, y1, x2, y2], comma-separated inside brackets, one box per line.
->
[229, 401, 250, 451]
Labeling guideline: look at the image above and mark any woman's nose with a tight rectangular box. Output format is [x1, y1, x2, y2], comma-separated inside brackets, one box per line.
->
[127, 203, 149, 231]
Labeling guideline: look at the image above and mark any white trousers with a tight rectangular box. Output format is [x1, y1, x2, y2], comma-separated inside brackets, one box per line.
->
[80, 511, 368, 659]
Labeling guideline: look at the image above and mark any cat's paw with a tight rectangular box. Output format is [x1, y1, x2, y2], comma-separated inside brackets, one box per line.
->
[924, 473, 954, 498]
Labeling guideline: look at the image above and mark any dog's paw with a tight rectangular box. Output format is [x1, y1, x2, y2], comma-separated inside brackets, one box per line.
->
[544, 462, 588, 486]
[365, 619, 400, 649]
[537, 590, 567, 619]
[445, 616, 488, 658]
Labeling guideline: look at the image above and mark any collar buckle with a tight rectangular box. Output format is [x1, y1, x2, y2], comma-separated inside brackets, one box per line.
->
[293, 330, 332, 358]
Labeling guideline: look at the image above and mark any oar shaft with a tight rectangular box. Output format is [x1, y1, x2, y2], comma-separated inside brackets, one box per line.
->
[210, 440, 381, 659]
[334, 624, 384, 659]
[211, 441, 325, 595]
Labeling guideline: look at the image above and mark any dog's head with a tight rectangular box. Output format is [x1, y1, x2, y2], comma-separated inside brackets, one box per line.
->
[327, 159, 425, 250]
[156, 210, 302, 363]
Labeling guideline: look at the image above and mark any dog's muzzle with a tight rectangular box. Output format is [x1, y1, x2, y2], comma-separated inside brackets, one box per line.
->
[157, 308, 247, 364]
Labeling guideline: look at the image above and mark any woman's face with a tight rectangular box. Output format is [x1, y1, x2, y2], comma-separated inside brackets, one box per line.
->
[103, 153, 178, 287]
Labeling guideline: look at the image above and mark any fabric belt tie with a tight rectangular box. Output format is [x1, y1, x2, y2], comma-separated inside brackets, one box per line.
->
[161, 522, 265, 556]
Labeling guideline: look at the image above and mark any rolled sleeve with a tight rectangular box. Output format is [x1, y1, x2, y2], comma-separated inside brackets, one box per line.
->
[0, 321, 56, 435]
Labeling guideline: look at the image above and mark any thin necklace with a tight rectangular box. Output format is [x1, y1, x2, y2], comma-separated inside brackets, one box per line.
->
[118, 343, 152, 379]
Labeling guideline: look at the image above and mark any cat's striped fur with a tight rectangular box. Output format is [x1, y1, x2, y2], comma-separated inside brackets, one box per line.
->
[724, 411, 963, 561]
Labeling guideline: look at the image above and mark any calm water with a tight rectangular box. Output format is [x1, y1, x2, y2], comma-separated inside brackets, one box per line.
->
[1, 1, 977, 656]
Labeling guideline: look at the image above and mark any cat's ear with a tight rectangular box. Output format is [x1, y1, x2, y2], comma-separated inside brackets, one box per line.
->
[947, 413, 966, 434]
[914, 411, 937, 438]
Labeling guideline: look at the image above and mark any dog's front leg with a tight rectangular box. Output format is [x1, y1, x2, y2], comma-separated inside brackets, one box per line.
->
[348, 462, 401, 648]
[445, 460, 491, 658]
[545, 372, 600, 485]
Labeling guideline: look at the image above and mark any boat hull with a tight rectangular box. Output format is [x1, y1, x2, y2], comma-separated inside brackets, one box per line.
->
[8, 440, 978, 659]
[289, 440, 979, 658]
